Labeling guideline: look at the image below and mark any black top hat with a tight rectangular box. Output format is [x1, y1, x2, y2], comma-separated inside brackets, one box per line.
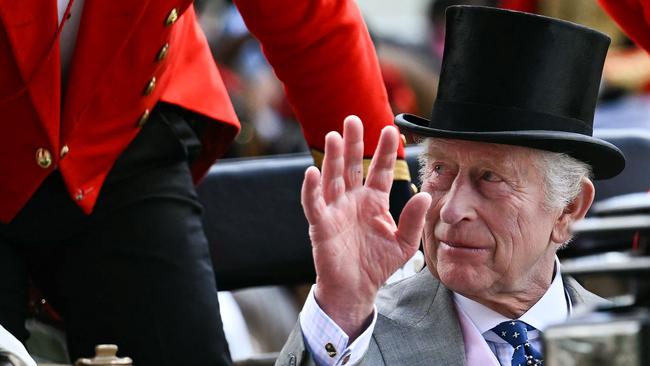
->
[395, 6, 625, 179]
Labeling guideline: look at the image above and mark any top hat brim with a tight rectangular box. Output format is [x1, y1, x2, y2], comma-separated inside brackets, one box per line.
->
[395, 113, 625, 180]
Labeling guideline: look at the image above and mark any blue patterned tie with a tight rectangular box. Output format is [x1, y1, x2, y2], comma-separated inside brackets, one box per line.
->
[491, 320, 543, 366]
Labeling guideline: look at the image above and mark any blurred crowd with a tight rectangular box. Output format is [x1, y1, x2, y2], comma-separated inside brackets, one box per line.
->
[194, 0, 650, 160]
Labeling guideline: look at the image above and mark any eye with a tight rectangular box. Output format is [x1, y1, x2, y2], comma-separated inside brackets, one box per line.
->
[481, 170, 503, 182]
[425, 163, 453, 190]
[433, 164, 446, 175]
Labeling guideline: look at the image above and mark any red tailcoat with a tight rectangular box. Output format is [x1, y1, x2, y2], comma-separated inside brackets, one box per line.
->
[0, 0, 403, 223]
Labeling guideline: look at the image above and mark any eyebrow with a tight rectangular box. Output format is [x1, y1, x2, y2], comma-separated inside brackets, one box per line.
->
[425, 145, 449, 160]
[425, 144, 523, 177]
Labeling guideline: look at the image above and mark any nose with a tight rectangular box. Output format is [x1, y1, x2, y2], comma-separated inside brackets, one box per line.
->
[439, 177, 478, 225]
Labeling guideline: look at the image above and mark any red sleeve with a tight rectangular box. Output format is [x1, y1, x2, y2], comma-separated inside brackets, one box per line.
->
[233, 0, 406, 166]
[599, 0, 650, 53]
[499, 0, 538, 13]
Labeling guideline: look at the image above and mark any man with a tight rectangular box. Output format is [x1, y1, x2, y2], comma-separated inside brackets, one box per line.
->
[276, 6, 626, 366]
[0, 1, 411, 365]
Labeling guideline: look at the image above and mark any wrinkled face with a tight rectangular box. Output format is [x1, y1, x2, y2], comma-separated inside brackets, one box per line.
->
[420, 139, 563, 298]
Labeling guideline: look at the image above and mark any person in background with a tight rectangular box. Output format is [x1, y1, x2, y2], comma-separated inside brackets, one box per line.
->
[0, 1, 412, 365]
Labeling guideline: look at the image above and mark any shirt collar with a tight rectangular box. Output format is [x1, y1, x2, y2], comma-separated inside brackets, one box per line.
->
[453, 256, 570, 336]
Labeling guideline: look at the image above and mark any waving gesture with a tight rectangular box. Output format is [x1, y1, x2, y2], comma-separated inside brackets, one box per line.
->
[302, 115, 431, 339]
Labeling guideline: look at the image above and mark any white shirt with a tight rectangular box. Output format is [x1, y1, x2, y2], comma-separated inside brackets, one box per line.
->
[57, 0, 84, 85]
[300, 257, 570, 366]
[454, 257, 571, 365]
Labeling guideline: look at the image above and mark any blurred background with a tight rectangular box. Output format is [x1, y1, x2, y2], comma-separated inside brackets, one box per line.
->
[194, 0, 650, 160]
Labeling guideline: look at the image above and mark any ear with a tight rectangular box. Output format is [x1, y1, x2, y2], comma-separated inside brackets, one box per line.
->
[551, 177, 595, 244]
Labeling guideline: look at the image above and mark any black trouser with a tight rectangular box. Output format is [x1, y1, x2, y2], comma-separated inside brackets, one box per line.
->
[0, 104, 232, 365]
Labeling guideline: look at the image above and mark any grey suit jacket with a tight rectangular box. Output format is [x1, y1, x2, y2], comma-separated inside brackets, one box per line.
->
[275, 269, 604, 366]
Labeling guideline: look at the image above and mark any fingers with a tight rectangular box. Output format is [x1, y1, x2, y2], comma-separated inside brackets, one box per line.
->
[311, 115, 399, 209]
[301, 166, 327, 224]
[395, 192, 432, 252]
[321, 131, 345, 204]
[365, 126, 399, 193]
[343, 116, 364, 190]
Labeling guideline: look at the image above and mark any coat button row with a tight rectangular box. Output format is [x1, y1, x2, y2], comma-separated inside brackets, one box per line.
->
[136, 9, 175, 128]
[35, 145, 71, 169]
[36, 10, 177, 168]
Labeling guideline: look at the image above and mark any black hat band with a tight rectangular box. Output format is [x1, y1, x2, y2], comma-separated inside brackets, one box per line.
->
[431, 100, 593, 135]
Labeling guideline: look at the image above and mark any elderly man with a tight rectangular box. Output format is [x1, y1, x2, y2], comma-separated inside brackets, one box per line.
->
[276, 6, 625, 366]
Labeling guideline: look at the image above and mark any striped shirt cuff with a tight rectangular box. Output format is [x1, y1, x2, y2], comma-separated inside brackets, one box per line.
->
[300, 285, 377, 366]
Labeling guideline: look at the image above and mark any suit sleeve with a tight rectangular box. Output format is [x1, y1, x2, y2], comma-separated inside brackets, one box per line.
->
[275, 321, 315, 366]
[234, 0, 413, 219]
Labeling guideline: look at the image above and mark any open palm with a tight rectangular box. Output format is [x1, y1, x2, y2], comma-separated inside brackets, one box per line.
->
[301, 115, 431, 338]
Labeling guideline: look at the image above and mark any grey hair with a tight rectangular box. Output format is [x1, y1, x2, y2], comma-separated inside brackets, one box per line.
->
[535, 150, 593, 211]
[417, 138, 593, 211]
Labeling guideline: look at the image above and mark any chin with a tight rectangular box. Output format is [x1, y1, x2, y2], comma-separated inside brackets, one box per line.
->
[436, 262, 493, 295]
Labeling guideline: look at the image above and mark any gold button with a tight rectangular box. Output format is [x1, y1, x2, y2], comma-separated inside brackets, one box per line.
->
[165, 8, 179, 26]
[60, 145, 70, 158]
[137, 109, 151, 127]
[324, 343, 337, 358]
[410, 183, 419, 194]
[144, 76, 156, 96]
[35, 148, 52, 168]
[156, 43, 169, 62]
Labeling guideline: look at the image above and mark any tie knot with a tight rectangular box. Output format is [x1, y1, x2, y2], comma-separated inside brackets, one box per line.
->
[491, 320, 534, 347]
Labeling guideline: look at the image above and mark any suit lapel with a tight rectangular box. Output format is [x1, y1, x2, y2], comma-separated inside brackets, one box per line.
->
[0, 0, 57, 83]
[0, 0, 60, 135]
[370, 270, 466, 365]
[563, 276, 608, 307]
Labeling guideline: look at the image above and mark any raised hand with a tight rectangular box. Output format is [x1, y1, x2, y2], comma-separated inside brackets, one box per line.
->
[301, 115, 431, 340]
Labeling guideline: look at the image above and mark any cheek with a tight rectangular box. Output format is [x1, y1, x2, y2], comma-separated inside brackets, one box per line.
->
[481, 206, 522, 270]
[490, 206, 548, 273]
[516, 209, 557, 251]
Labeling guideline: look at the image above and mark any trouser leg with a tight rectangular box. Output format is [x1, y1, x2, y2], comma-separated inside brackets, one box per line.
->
[0, 237, 28, 343]
[0, 170, 84, 344]
[59, 106, 231, 365]
[62, 160, 231, 365]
